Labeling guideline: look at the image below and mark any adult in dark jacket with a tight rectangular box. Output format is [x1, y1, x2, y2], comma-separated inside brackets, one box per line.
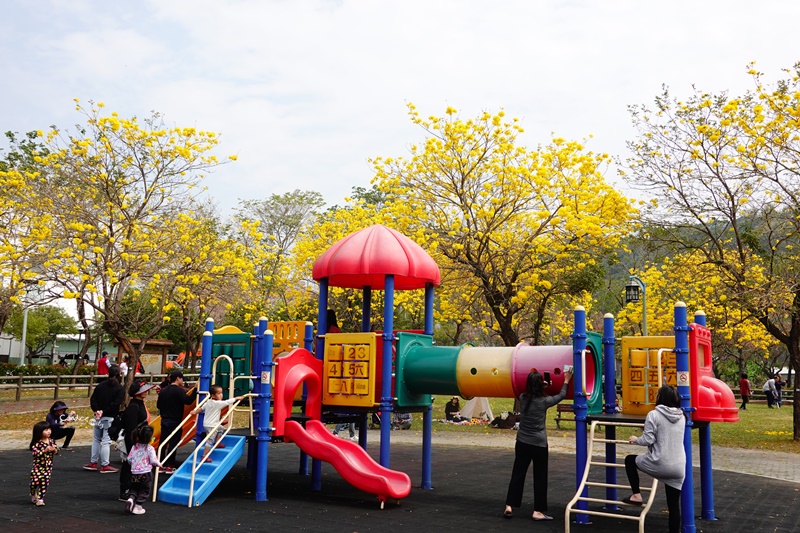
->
[503, 369, 572, 521]
[119, 380, 155, 500]
[157, 370, 197, 472]
[84, 365, 125, 473]
[46, 400, 76, 449]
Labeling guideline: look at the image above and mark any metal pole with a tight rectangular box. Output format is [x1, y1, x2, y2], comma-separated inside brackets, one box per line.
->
[674, 302, 696, 533]
[629, 275, 648, 336]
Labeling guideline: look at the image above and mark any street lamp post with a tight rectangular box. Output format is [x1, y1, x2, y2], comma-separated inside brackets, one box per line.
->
[625, 275, 648, 336]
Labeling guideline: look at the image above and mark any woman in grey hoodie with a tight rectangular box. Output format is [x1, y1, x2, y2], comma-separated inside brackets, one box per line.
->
[623, 385, 685, 533]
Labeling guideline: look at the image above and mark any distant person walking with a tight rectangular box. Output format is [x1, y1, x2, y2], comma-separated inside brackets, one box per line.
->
[503, 368, 573, 521]
[763, 375, 779, 408]
[738, 373, 751, 411]
[97, 351, 110, 382]
[774, 374, 786, 408]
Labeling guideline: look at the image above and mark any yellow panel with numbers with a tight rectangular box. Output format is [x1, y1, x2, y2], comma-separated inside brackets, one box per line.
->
[621, 336, 676, 416]
[323, 333, 377, 407]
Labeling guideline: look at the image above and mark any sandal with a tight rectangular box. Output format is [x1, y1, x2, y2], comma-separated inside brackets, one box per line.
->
[35, 499, 45, 506]
[503, 509, 513, 519]
[532, 513, 553, 521]
[622, 496, 643, 506]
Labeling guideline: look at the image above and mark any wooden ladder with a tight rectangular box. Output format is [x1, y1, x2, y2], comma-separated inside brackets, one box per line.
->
[565, 420, 658, 533]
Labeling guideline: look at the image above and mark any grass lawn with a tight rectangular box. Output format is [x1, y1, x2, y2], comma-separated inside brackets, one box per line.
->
[2, 392, 797, 454]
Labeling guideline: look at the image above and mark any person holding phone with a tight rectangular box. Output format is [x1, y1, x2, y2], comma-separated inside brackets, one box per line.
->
[503, 368, 573, 521]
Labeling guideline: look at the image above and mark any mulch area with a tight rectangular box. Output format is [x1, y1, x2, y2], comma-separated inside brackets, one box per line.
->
[1, 439, 798, 533]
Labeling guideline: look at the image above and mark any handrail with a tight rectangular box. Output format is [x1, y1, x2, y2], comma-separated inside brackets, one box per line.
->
[185, 393, 255, 507]
[656, 348, 671, 388]
[153, 396, 202, 493]
[565, 420, 658, 533]
[580, 350, 587, 395]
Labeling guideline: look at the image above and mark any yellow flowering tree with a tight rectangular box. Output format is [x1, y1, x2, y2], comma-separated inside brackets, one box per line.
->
[26, 101, 237, 387]
[370, 105, 636, 346]
[626, 63, 800, 438]
[0, 132, 55, 336]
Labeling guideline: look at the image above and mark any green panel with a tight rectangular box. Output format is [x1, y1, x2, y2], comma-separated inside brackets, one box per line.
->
[399, 332, 462, 398]
[210, 332, 252, 399]
[585, 332, 603, 415]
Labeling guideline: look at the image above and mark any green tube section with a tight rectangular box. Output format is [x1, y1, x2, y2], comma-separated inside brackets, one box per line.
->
[403, 344, 464, 396]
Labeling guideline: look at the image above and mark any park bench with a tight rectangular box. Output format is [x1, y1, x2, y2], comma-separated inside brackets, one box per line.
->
[554, 403, 575, 429]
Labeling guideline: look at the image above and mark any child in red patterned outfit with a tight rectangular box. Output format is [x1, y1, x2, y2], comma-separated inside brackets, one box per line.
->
[30, 421, 58, 506]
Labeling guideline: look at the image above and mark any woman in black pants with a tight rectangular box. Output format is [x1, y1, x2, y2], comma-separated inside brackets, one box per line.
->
[503, 369, 572, 521]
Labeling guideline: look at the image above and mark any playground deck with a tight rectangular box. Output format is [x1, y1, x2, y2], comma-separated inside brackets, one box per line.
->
[1, 439, 797, 533]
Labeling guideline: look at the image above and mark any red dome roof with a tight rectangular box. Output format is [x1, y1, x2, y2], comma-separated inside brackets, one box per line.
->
[312, 225, 440, 290]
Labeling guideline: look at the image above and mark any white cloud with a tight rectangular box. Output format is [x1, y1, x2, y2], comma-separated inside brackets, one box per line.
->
[2, 0, 800, 213]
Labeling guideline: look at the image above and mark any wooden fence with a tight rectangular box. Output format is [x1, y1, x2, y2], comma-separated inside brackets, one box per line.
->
[0, 373, 200, 401]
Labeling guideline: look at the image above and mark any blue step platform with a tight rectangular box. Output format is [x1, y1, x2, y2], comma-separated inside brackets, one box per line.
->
[157, 434, 246, 507]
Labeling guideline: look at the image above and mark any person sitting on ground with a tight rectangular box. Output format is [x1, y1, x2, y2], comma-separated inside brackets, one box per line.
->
[445, 396, 470, 423]
[191, 385, 243, 462]
[392, 412, 413, 430]
[46, 401, 76, 450]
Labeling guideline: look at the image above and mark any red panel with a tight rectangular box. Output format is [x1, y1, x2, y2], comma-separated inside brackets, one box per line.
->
[272, 348, 323, 437]
[689, 324, 739, 423]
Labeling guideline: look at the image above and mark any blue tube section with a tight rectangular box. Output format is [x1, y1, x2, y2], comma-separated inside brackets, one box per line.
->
[674, 303, 696, 533]
[379, 275, 395, 468]
[572, 306, 589, 523]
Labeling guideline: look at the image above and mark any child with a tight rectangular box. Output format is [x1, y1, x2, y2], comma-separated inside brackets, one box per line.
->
[125, 423, 161, 515]
[191, 385, 243, 462]
[30, 420, 58, 506]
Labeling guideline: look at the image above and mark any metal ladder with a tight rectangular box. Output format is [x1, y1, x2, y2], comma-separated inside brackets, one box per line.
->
[565, 420, 658, 533]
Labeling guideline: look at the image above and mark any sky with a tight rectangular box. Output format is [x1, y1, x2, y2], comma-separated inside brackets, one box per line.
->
[3, 0, 800, 217]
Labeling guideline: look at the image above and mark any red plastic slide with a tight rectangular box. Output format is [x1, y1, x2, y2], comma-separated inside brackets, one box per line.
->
[283, 419, 411, 504]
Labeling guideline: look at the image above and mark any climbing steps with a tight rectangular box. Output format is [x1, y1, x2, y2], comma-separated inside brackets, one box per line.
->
[157, 434, 246, 507]
[565, 420, 658, 533]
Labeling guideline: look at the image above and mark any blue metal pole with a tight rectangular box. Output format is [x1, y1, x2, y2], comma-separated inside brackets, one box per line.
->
[379, 275, 395, 467]
[247, 322, 260, 475]
[298, 322, 314, 477]
[602, 313, 619, 509]
[362, 287, 372, 332]
[421, 283, 435, 490]
[255, 318, 273, 502]
[675, 302, 696, 533]
[572, 306, 589, 523]
[693, 311, 716, 521]
[312, 279, 328, 490]
[195, 318, 215, 445]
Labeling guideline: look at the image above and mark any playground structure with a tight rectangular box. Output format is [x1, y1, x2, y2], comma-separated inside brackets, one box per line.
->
[152, 224, 738, 533]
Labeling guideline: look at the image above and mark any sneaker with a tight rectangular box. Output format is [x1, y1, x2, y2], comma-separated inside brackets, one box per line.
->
[124, 497, 135, 514]
[31, 495, 38, 504]
[35, 499, 45, 506]
[83, 462, 98, 471]
[99, 464, 119, 474]
[132, 505, 146, 515]
[204, 458, 212, 463]
[61, 446, 73, 451]
[349, 436, 358, 441]
[216, 443, 225, 449]
[164, 467, 176, 475]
